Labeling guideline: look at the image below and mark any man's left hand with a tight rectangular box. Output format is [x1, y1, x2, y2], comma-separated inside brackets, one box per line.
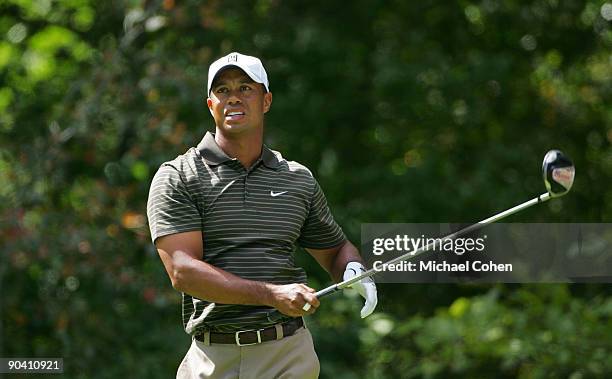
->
[343, 262, 377, 318]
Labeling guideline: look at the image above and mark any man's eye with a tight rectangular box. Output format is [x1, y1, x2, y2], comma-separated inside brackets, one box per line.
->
[215, 87, 228, 93]
[240, 85, 252, 91]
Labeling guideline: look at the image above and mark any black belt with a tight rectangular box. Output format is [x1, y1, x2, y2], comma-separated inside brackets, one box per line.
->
[195, 318, 304, 346]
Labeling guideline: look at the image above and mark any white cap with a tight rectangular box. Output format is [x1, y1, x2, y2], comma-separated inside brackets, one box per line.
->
[207, 52, 270, 95]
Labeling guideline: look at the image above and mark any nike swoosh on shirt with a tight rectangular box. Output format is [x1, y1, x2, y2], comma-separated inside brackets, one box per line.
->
[270, 190, 288, 197]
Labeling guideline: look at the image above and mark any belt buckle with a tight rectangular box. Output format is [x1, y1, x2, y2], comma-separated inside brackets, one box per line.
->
[235, 329, 262, 346]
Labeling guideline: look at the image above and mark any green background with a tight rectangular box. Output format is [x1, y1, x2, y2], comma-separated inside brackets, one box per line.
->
[1, 0, 611, 378]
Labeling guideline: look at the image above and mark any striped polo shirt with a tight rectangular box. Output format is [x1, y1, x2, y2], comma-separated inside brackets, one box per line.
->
[146, 132, 346, 333]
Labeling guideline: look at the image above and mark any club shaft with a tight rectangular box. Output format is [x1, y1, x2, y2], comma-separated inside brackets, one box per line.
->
[332, 192, 551, 292]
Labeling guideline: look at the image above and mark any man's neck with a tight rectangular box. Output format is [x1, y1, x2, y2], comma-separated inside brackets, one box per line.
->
[214, 128, 263, 169]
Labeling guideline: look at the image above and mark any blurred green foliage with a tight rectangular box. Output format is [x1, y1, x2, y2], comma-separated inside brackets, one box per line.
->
[1, 0, 611, 378]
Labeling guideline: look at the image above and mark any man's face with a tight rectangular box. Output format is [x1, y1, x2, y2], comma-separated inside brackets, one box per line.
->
[207, 67, 272, 135]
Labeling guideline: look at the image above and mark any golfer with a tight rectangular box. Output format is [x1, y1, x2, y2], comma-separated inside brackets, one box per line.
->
[146, 52, 377, 378]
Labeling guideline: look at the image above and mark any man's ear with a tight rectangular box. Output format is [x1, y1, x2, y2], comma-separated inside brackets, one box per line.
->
[206, 97, 213, 114]
[263, 92, 273, 114]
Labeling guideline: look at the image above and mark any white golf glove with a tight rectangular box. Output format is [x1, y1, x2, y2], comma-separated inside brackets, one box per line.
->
[343, 262, 378, 318]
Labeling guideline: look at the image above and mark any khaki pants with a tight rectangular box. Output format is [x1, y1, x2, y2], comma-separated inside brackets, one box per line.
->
[177, 327, 320, 379]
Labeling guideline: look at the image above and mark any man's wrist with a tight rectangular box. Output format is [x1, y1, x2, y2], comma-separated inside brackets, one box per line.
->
[259, 282, 277, 308]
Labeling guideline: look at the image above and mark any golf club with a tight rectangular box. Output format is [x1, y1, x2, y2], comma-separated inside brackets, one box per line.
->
[267, 150, 575, 322]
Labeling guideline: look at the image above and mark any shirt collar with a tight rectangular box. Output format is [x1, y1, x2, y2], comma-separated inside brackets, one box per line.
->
[196, 131, 281, 169]
[260, 143, 281, 169]
[196, 132, 233, 165]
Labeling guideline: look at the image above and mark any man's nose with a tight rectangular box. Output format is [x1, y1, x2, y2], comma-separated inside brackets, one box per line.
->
[227, 90, 242, 104]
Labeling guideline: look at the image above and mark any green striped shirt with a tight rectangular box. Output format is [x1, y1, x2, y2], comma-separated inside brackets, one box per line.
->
[147, 132, 346, 333]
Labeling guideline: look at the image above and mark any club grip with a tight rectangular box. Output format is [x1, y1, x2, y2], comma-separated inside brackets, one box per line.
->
[265, 284, 341, 322]
[315, 284, 339, 298]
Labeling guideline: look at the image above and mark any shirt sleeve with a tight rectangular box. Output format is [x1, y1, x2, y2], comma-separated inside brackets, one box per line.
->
[146, 163, 202, 243]
[297, 176, 346, 249]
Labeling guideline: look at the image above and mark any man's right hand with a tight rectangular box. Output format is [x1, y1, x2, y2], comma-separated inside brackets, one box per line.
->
[266, 283, 320, 317]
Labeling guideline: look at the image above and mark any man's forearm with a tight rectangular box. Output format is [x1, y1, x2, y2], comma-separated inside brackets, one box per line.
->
[172, 250, 272, 306]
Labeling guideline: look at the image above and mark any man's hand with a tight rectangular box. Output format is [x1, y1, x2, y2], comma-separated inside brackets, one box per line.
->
[343, 262, 378, 318]
[266, 283, 320, 317]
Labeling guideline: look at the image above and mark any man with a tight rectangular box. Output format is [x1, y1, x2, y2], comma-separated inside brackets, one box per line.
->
[146, 52, 377, 379]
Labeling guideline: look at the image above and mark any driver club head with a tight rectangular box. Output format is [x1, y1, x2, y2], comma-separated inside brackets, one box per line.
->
[542, 150, 575, 198]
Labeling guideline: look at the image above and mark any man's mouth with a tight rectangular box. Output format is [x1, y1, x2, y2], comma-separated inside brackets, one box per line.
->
[225, 111, 245, 121]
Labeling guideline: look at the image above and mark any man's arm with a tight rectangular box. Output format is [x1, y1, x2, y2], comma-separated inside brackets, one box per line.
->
[306, 240, 363, 282]
[155, 231, 320, 317]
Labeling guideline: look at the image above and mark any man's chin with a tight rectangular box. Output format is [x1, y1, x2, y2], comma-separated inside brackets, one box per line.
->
[218, 122, 259, 136]
[223, 122, 248, 131]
